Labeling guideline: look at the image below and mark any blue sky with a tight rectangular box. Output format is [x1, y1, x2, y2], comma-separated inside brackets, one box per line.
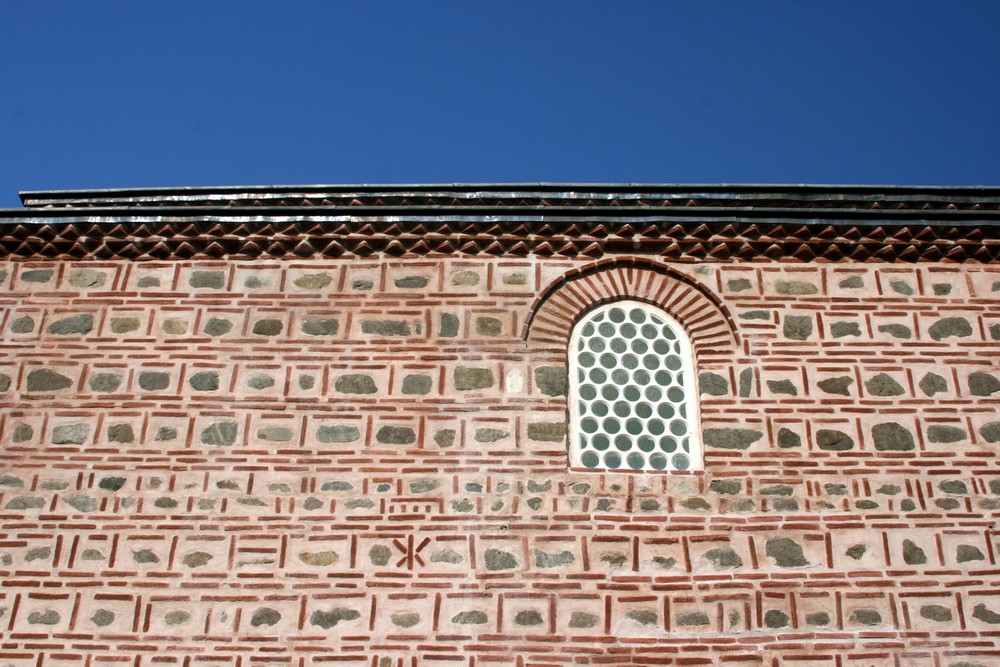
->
[1, 1, 998, 208]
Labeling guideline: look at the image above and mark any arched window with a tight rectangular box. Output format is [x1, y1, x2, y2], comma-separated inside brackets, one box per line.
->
[569, 300, 702, 472]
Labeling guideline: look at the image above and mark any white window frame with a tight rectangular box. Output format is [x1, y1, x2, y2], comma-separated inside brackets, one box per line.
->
[568, 299, 702, 472]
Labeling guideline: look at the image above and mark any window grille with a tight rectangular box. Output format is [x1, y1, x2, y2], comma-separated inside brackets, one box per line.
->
[569, 300, 701, 471]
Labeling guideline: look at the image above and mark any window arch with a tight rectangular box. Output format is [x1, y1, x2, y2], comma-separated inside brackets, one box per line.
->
[569, 300, 702, 472]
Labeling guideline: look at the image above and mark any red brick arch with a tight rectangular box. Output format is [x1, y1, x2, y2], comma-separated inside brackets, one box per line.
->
[523, 258, 739, 356]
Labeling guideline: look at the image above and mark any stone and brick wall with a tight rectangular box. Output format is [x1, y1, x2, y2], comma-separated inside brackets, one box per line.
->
[0, 252, 999, 667]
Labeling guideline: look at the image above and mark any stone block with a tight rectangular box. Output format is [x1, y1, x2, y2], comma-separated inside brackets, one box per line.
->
[310, 607, 359, 629]
[981, 422, 1000, 443]
[12, 423, 33, 442]
[776, 280, 818, 295]
[534, 365, 567, 396]
[709, 479, 741, 494]
[47, 314, 93, 335]
[569, 611, 598, 628]
[362, 319, 411, 336]
[434, 429, 456, 448]
[107, 423, 134, 443]
[52, 423, 88, 444]
[783, 315, 813, 340]
[111, 317, 140, 333]
[257, 426, 293, 442]
[21, 269, 53, 282]
[502, 272, 527, 285]
[872, 422, 915, 451]
[293, 273, 332, 290]
[816, 429, 854, 451]
[831, 321, 861, 337]
[401, 374, 433, 395]
[919, 372, 948, 396]
[699, 371, 728, 396]
[674, 611, 707, 626]
[817, 375, 853, 395]
[251, 608, 282, 627]
[920, 605, 952, 622]
[247, 373, 275, 389]
[767, 379, 797, 395]
[865, 373, 905, 397]
[928, 425, 966, 443]
[138, 372, 170, 391]
[777, 428, 801, 448]
[25, 368, 73, 392]
[533, 548, 574, 568]
[704, 547, 742, 569]
[10, 315, 34, 333]
[394, 276, 428, 289]
[475, 316, 502, 336]
[849, 608, 882, 626]
[452, 610, 488, 625]
[764, 610, 789, 628]
[189, 270, 225, 289]
[969, 372, 1000, 396]
[189, 371, 220, 391]
[376, 425, 415, 445]
[451, 270, 479, 286]
[203, 318, 233, 336]
[703, 428, 762, 450]
[766, 537, 809, 567]
[929, 317, 972, 340]
[162, 318, 188, 334]
[889, 279, 914, 295]
[302, 318, 339, 336]
[878, 323, 912, 339]
[514, 610, 543, 626]
[335, 374, 377, 394]
[252, 319, 283, 336]
[316, 425, 360, 443]
[201, 421, 238, 446]
[474, 428, 509, 443]
[527, 422, 566, 442]
[454, 366, 493, 391]
[483, 548, 518, 570]
[903, 539, 927, 564]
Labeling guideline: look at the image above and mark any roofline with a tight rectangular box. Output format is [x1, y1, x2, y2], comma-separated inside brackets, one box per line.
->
[4, 183, 998, 263]
[2, 205, 1000, 226]
[18, 182, 1000, 207]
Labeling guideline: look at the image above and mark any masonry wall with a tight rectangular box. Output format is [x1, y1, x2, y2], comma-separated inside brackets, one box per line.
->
[0, 256, 999, 667]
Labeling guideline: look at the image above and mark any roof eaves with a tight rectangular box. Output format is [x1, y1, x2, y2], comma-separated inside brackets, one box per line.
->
[18, 183, 1000, 209]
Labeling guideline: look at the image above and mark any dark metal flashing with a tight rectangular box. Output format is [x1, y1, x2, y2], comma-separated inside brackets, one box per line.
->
[3, 184, 1000, 263]
[5, 203, 1000, 223]
[16, 182, 1000, 210]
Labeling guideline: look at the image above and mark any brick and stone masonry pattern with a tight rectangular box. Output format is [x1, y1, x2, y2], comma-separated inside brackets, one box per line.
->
[0, 256, 999, 666]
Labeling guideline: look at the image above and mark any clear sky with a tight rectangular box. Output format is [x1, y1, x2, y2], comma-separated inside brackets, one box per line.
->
[1, 1, 998, 208]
